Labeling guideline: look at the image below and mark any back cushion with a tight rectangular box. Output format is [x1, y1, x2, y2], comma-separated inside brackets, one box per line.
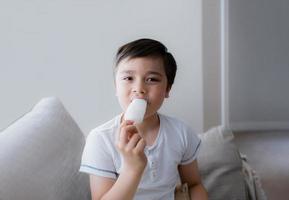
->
[0, 97, 90, 200]
[197, 126, 247, 200]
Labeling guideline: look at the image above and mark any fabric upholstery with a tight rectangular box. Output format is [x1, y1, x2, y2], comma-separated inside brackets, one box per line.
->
[0, 97, 90, 200]
[197, 126, 247, 200]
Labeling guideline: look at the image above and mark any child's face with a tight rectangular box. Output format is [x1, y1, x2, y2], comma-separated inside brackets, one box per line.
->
[115, 57, 170, 119]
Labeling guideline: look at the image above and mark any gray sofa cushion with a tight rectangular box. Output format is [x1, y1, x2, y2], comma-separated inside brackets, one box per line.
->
[198, 126, 247, 200]
[0, 97, 90, 200]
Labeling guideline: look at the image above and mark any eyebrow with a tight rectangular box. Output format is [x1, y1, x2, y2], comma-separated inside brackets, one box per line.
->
[120, 70, 163, 77]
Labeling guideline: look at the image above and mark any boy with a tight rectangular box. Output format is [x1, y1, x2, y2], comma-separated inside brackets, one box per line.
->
[80, 38, 208, 199]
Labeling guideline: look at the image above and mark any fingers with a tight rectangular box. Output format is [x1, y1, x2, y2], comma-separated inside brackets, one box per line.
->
[117, 120, 138, 149]
[126, 133, 142, 149]
[117, 120, 146, 153]
[134, 138, 146, 153]
[119, 125, 138, 143]
[118, 133, 146, 156]
[120, 120, 134, 127]
[116, 120, 133, 142]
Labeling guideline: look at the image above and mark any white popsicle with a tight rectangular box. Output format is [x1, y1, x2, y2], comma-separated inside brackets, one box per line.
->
[124, 99, 147, 124]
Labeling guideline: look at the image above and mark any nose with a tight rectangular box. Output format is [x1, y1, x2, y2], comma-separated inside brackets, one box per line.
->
[132, 80, 146, 95]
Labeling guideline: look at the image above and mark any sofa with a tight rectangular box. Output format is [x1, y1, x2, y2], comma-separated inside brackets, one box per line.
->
[0, 97, 267, 200]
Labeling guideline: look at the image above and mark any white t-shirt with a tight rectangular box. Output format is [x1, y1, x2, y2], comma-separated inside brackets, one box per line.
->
[79, 113, 201, 200]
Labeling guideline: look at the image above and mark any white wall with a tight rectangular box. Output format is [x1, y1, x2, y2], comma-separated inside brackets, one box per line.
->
[0, 0, 203, 134]
[227, 0, 289, 130]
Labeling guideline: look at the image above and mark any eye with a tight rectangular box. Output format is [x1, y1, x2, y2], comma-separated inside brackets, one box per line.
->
[123, 76, 133, 81]
[146, 77, 160, 83]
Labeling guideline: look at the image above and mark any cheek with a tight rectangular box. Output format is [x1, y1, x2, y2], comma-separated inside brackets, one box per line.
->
[154, 86, 168, 98]
[115, 83, 126, 95]
[149, 89, 167, 105]
[115, 85, 131, 109]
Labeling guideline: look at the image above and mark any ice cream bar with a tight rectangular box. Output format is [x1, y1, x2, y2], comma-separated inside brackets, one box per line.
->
[124, 99, 147, 124]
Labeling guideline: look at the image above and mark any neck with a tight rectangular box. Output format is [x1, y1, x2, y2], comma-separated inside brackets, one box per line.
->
[137, 113, 160, 146]
[137, 113, 159, 135]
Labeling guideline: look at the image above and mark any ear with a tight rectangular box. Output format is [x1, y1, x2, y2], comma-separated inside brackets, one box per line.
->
[165, 86, 171, 98]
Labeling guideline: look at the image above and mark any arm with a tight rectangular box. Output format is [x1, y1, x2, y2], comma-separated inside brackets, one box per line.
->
[90, 120, 147, 200]
[178, 160, 208, 200]
[90, 169, 144, 200]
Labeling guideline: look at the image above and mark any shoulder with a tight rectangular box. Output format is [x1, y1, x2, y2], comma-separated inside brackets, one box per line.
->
[81, 115, 121, 165]
[159, 113, 196, 134]
[80, 115, 122, 179]
[86, 115, 121, 144]
[159, 113, 200, 146]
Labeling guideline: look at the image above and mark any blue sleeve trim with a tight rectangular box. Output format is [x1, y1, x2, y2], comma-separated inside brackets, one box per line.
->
[192, 139, 201, 159]
[181, 139, 202, 164]
[80, 165, 119, 177]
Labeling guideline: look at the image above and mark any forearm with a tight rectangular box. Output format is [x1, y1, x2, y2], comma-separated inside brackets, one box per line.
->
[98, 120, 147, 200]
[189, 184, 208, 200]
[100, 170, 143, 200]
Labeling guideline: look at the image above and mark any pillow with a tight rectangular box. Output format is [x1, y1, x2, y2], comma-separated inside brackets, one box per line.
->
[197, 126, 247, 200]
[0, 97, 90, 200]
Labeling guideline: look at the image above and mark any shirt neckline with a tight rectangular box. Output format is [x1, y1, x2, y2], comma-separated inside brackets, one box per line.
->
[145, 113, 163, 151]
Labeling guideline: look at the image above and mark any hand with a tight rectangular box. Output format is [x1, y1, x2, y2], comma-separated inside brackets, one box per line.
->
[116, 120, 147, 174]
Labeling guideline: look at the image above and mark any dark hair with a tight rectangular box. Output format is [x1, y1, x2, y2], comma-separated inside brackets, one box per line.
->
[114, 38, 177, 88]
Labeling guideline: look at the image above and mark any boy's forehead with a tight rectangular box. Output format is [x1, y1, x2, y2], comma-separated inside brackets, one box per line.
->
[117, 57, 165, 74]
